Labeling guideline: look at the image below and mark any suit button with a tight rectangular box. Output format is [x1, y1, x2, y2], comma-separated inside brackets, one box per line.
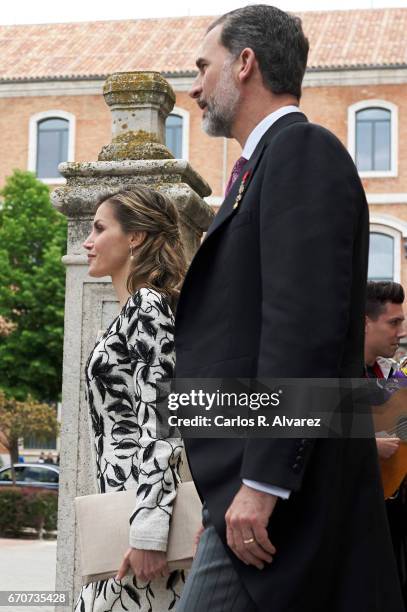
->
[292, 462, 300, 471]
[295, 454, 302, 461]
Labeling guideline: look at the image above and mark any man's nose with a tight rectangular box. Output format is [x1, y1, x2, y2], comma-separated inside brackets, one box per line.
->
[189, 76, 202, 99]
[397, 323, 406, 339]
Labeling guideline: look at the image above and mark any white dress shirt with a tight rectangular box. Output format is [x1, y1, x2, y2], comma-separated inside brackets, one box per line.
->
[240, 105, 300, 501]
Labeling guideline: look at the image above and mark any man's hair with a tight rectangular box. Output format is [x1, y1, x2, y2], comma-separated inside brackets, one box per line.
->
[366, 281, 405, 320]
[207, 5, 309, 99]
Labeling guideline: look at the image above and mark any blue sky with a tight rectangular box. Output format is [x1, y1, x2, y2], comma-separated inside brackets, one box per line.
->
[1, 0, 406, 25]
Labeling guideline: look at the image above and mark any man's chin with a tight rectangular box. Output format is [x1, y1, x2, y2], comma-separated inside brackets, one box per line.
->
[382, 346, 398, 359]
[202, 116, 219, 137]
[202, 115, 231, 138]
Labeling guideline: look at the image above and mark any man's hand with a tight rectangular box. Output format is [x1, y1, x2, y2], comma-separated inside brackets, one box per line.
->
[225, 484, 277, 569]
[376, 437, 400, 459]
[116, 548, 169, 582]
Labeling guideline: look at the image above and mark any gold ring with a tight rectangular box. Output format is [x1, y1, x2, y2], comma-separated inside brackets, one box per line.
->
[243, 537, 255, 545]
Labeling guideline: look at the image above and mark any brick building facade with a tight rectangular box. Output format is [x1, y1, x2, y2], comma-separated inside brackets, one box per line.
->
[0, 9, 406, 287]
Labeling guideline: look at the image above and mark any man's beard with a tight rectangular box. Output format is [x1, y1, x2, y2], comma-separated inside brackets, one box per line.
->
[202, 62, 240, 138]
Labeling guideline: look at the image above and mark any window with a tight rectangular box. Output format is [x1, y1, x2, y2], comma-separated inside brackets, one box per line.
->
[368, 217, 407, 283]
[0, 466, 26, 482]
[24, 433, 57, 450]
[0, 468, 12, 482]
[24, 466, 59, 484]
[165, 114, 183, 158]
[164, 107, 189, 160]
[348, 100, 397, 177]
[37, 118, 69, 179]
[356, 108, 391, 172]
[368, 233, 394, 281]
[28, 110, 75, 183]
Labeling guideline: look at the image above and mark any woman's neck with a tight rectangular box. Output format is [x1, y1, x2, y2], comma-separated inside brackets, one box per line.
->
[111, 267, 131, 309]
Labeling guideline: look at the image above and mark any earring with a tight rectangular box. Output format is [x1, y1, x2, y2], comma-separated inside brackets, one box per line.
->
[130, 246, 135, 261]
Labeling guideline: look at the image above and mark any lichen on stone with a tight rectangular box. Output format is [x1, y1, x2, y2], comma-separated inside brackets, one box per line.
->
[98, 140, 174, 161]
[103, 71, 175, 109]
[112, 130, 159, 145]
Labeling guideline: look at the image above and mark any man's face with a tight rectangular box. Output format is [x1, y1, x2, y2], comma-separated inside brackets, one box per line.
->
[365, 302, 406, 359]
[189, 25, 241, 137]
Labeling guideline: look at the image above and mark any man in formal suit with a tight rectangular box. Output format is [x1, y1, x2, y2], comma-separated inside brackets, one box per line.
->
[175, 5, 405, 611]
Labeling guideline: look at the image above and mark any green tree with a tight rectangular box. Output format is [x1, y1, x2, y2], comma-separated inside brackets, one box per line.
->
[0, 390, 59, 483]
[0, 170, 67, 401]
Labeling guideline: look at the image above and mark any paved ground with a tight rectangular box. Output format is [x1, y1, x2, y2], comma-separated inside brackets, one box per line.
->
[0, 538, 56, 612]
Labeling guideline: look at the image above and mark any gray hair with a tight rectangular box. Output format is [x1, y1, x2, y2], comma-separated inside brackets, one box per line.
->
[208, 4, 309, 100]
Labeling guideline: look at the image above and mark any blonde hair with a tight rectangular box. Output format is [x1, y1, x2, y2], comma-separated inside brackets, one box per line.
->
[100, 187, 187, 310]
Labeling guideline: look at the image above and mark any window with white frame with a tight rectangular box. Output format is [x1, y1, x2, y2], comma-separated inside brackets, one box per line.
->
[368, 217, 405, 283]
[28, 110, 75, 183]
[368, 232, 394, 281]
[165, 107, 189, 160]
[356, 108, 391, 172]
[348, 100, 398, 178]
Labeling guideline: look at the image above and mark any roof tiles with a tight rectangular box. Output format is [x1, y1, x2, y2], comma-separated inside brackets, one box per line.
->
[0, 9, 406, 82]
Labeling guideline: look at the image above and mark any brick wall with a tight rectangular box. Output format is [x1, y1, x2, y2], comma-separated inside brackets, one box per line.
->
[2, 82, 406, 198]
[0, 94, 110, 185]
[1, 79, 406, 292]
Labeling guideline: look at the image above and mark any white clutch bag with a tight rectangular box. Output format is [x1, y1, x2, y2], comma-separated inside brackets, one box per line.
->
[75, 481, 202, 585]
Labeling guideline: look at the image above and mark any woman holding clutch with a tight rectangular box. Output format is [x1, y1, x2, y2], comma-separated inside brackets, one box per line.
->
[75, 187, 186, 611]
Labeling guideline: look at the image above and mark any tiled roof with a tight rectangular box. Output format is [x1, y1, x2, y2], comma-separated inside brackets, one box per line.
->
[0, 9, 406, 82]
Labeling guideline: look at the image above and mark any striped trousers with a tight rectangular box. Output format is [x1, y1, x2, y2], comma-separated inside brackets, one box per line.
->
[177, 507, 256, 611]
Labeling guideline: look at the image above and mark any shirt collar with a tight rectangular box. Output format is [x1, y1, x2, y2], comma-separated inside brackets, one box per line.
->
[242, 105, 300, 160]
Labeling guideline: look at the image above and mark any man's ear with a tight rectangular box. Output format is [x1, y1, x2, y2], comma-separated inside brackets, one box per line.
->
[365, 315, 371, 334]
[237, 47, 257, 84]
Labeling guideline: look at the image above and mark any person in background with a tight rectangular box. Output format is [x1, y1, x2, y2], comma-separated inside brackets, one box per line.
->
[38, 451, 45, 464]
[44, 452, 54, 464]
[365, 280, 407, 606]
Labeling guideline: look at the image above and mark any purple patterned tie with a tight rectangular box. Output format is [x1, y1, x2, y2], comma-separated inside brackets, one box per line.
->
[225, 156, 247, 197]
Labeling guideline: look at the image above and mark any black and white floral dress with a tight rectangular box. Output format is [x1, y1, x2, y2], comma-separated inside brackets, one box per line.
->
[75, 288, 184, 612]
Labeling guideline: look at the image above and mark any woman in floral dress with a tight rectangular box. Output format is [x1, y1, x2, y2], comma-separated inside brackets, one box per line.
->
[75, 187, 187, 611]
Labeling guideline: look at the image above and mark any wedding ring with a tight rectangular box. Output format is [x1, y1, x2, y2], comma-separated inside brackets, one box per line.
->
[243, 537, 255, 545]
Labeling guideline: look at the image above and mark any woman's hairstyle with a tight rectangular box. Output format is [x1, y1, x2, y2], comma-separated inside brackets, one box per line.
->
[100, 187, 187, 309]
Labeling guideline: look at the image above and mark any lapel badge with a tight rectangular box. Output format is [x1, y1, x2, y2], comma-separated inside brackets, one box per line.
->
[233, 169, 252, 210]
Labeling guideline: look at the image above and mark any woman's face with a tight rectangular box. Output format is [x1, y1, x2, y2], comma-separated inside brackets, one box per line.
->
[83, 201, 132, 278]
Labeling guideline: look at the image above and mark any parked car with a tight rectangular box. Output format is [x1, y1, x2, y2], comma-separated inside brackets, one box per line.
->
[0, 463, 59, 490]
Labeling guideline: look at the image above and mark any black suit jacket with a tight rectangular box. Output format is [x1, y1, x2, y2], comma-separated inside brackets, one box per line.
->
[175, 113, 404, 611]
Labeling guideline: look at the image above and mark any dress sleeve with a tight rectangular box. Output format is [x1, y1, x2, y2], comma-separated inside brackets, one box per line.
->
[126, 288, 183, 551]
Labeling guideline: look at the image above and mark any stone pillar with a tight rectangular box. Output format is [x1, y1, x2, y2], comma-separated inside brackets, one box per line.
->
[52, 71, 213, 610]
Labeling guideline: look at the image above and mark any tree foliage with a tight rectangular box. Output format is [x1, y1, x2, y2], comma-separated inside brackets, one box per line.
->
[0, 170, 67, 401]
[0, 390, 59, 480]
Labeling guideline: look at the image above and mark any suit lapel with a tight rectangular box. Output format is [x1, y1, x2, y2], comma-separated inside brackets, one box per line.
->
[177, 112, 309, 312]
[204, 112, 308, 241]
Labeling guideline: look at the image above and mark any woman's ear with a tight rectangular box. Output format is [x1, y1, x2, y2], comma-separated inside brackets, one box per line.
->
[130, 231, 147, 249]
